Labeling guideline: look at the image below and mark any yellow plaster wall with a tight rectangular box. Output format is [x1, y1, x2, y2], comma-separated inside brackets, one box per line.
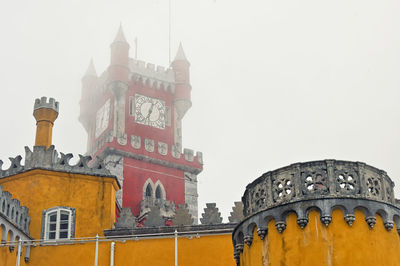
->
[33, 108, 58, 149]
[0, 169, 117, 239]
[241, 209, 400, 266]
[242, 227, 263, 266]
[0, 233, 236, 266]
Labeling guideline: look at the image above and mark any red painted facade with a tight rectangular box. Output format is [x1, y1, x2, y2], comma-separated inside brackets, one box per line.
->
[79, 26, 202, 222]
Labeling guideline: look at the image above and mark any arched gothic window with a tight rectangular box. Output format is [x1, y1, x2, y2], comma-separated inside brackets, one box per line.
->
[155, 185, 163, 199]
[145, 183, 153, 197]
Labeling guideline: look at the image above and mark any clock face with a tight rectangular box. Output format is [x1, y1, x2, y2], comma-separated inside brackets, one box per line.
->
[95, 99, 111, 138]
[135, 94, 166, 129]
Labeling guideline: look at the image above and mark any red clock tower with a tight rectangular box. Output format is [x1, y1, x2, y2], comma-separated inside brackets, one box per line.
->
[79, 26, 203, 224]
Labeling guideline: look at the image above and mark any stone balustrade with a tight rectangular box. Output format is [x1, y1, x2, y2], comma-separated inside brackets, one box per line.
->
[243, 159, 395, 217]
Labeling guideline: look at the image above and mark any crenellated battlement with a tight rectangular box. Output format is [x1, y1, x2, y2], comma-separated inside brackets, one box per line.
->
[0, 185, 30, 235]
[0, 145, 113, 179]
[33, 96, 59, 113]
[129, 59, 175, 92]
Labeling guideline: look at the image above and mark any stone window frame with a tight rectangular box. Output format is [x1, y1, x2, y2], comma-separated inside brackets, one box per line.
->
[155, 180, 167, 200]
[143, 179, 155, 199]
[41, 206, 76, 241]
[142, 179, 166, 200]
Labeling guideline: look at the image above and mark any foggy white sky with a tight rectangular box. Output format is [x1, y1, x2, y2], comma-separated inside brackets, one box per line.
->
[0, 0, 399, 221]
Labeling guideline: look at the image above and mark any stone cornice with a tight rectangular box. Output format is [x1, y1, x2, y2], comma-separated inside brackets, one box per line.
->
[99, 147, 203, 175]
[104, 223, 236, 237]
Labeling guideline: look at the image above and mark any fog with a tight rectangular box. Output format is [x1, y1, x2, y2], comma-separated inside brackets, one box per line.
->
[0, 0, 399, 220]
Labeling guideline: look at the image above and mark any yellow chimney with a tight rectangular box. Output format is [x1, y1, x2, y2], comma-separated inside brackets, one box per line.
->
[33, 97, 59, 149]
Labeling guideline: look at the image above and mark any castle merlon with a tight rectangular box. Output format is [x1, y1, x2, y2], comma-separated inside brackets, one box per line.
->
[33, 97, 59, 149]
[0, 146, 116, 180]
[33, 97, 59, 113]
[0, 185, 31, 236]
[129, 58, 175, 84]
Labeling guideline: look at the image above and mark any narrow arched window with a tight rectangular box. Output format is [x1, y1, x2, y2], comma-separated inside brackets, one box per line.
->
[155, 186, 163, 199]
[145, 184, 153, 197]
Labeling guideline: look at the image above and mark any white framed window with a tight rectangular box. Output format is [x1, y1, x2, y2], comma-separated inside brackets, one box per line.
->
[41, 207, 76, 240]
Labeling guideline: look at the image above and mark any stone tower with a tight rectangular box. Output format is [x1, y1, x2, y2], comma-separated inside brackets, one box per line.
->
[233, 160, 400, 265]
[79, 26, 203, 224]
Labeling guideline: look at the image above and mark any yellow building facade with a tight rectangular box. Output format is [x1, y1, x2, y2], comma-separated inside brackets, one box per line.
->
[0, 97, 236, 266]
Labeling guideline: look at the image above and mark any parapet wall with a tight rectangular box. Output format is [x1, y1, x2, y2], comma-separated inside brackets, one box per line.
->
[129, 59, 175, 93]
[0, 185, 30, 235]
[243, 159, 395, 217]
[0, 145, 114, 179]
[234, 160, 400, 266]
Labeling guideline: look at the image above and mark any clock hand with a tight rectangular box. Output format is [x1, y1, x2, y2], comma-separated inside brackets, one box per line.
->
[146, 102, 155, 119]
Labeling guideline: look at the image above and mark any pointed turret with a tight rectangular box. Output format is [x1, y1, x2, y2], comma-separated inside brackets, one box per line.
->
[174, 43, 188, 62]
[171, 43, 191, 119]
[108, 25, 130, 142]
[109, 25, 130, 83]
[113, 24, 128, 44]
[85, 59, 97, 77]
[80, 59, 99, 132]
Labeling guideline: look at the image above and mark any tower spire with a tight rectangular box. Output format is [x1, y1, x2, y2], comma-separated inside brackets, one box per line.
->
[85, 59, 97, 77]
[173, 43, 188, 62]
[113, 24, 128, 43]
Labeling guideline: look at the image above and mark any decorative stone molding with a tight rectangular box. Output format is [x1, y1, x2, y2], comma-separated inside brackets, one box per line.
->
[115, 208, 136, 229]
[0, 145, 113, 179]
[130, 135, 141, 149]
[184, 148, 194, 162]
[200, 203, 223, 225]
[228, 202, 244, 223]
[139, 196, 176, 219]
[99, 147, 202, 175]
[233, 160, 400, 257]
[143, 206, 165, 227]
[233, 197, 400, 248]
[243, 160, 396, 217]
[144, 139, 154, 152]
[171, 145, 181, 159]
[158, 142, 168, 156]
[172, 204, 194, 226]
[117, 134, 127, 146]
[34, 96, 59, 112]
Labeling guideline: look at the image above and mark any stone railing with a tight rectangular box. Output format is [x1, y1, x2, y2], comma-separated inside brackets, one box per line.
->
[243, 160, 395, 217]
[233, 160, 400, 265]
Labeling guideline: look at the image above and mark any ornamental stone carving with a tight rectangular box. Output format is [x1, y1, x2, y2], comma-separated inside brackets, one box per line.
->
[234, 159, 400, 257]
[171, 145, 181, 159]
[144, 139, 154, 152]
[272, 174, 294, 203]
[335, 170, 358, 194]
[158, 142, 168, 156]
[0, 145, 113, 179]
[366, 175, 381, 199]
[242, 160, 398, 217]
[130, 135, 141, 149]
[301, 169, 328, 195]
